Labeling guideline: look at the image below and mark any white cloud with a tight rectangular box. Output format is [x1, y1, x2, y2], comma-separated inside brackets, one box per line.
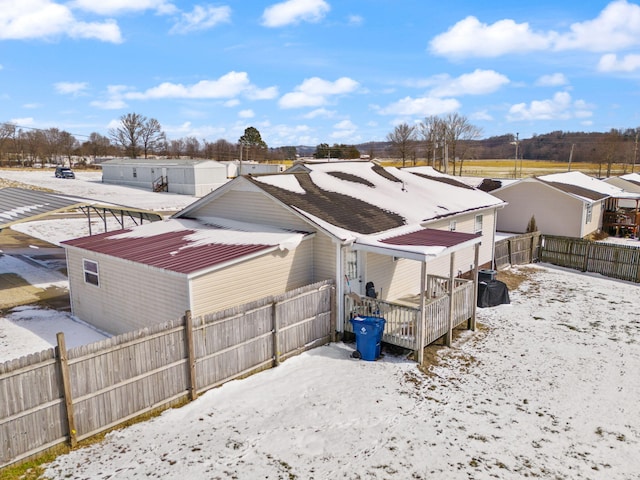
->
[54, 81, 89, 96]
[553, 0, 640, 52]
[598, 53, 640, 72]
[224, 99, 240, 107]
[279, 77, 359, 108]
[10, 117, 35, 126]
[331, 119, 359, 140]
[430, 0, 640, 59]
[245, 85, 279, 100]
[169, 5, 231, 34]
[90, 98, 128, 109]
[303, 108, 336, 119]
[0, 0, 122, 42]
[535, 73, 569, 87]
[238, 109, 255, 118]
[429, 69, 509, 97]
[123, 71, 277, 100]
[378, 96, 460, 116]
[429, 16, 552, 58]
[348, 15, 363, 26]
[262, 0, 330, 28]
[470, 110, 493, 121]
[507, 91, 592, 121]
[70, 0, 177, 15]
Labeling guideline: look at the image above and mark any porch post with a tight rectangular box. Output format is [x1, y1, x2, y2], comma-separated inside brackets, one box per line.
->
[445, 252, 456, 347]
[417, 260, 427, 364]
[470, 243, 480, 331]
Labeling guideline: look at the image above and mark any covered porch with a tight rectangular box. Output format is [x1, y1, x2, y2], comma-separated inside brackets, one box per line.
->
[341, 228, 481, 363]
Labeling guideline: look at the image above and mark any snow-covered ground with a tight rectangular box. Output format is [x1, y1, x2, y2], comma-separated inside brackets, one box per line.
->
[0, 168, 198, 212]
[2, 169, 640, 478]
[36, 264, 639, 479]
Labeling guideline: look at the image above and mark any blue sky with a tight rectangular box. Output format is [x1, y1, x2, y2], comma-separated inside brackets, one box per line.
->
[2, 0, 640, 147]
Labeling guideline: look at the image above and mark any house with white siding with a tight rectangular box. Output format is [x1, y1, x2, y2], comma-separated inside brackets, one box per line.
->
[491, 171, 639, 238]
[62, 162, 505, 355]
[100, 158, 228, 197]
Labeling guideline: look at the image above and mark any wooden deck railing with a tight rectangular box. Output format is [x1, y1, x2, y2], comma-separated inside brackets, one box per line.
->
[343, 276, 475, 352]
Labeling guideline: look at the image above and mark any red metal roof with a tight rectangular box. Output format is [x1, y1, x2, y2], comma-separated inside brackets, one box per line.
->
[62, 228, 273, 275]
[380, 228, 480, 247]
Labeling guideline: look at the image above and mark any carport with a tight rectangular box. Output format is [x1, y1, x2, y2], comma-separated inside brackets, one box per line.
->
[0, 187, 162, 233]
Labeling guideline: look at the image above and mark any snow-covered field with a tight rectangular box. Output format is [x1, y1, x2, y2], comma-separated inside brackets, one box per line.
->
[33, 265, 639, 480]
[1, 169, 640, 478]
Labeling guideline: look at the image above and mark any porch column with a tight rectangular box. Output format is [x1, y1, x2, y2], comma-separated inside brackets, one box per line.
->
[470, 243, 480, 331]
[417, 260, 427, 364]
[445, 252, 456, 347]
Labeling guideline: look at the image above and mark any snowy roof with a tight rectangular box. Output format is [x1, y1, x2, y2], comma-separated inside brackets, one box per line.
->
[537, 171, 629, 201]
[62, 217, 308, 276]
[245, 162, 504, 241]
[619, 172, 640, 187]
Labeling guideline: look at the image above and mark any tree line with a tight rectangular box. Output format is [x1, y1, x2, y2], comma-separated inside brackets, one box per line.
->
[2, 112, 639, 176]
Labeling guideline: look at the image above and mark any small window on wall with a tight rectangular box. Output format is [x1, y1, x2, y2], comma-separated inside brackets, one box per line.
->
[474, 214, 483, 234]
[83, 259, 100, 286]
[449, 220, 457, 231]
[132, 168, 137, 178]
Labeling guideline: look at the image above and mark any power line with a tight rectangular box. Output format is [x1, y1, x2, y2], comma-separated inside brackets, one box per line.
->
[1, 121, 92, 139]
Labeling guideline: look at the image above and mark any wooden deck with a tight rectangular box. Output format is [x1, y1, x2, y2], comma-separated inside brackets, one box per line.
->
[344, 276, 475, 352]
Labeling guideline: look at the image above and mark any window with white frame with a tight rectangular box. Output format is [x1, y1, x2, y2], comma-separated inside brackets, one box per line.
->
[585, 204, 592, 224]
[474, 214, 483, 234]
[83, 259, 100, 286]
[449, 220, 457, 231]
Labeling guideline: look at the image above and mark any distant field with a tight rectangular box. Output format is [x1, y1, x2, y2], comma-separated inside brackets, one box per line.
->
[380, 159, 636, 179]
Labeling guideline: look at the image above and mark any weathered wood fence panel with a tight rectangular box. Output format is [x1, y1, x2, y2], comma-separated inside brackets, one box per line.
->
[0, 350, 66, 467]
[0, 280, 334, 469]
[540, 235, 640, 283]
[494, 232, 541, 269]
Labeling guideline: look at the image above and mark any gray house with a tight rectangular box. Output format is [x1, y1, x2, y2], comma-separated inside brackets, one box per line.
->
[101, 158, 228, 197]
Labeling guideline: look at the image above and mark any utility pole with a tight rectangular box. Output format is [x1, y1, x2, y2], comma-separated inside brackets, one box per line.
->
[568, 143, 575, 171]
[511, 133, 519, 178]
[633, 133, 638, 173]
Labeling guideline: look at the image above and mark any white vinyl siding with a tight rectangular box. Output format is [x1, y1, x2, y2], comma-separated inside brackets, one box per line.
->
[190, 237, 314, 316]
[67, 249, 190, 335]
[188, 189, 311, 231]
[312, 232, 336, 282]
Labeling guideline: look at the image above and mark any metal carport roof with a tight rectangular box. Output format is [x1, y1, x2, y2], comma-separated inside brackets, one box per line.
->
[0, 187, 162, 231]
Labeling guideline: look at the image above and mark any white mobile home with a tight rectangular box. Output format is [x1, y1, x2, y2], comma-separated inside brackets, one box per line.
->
[101, 158, 228, 197]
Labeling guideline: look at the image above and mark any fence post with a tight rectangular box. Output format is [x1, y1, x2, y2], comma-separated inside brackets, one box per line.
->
[272, 301, 281, 366]
[56, 332, 77, 448]
[470, 244, 480, 331]
[582, 243, 592, 272]
[184, 311, 198, 401]
[445, 252, 456, 347]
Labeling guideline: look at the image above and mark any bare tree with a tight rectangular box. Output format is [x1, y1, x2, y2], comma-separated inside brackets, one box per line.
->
[386, 123, 416, 167]
[442, 112, 482, 175]
[418, 115, 446, 170]
[140, 118, 164, 158]
[109, 113, 146, 158]
[0, 123, 16, 167]
[183, 136, 201, 158]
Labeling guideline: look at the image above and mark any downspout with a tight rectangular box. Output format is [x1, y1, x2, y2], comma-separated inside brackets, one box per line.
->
[335, 241, 344, 334]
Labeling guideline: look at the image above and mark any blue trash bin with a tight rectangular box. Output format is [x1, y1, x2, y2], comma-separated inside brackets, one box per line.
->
[350, 316, 386, 361]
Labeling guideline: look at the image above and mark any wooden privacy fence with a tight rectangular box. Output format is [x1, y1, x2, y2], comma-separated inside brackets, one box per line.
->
[0, 280, 334, 469]
[539, 235, 640, 283]
[494, 232, 541, 269]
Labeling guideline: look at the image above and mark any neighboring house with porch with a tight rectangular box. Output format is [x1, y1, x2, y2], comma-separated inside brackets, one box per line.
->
[101, 158, 228, 196]
[491, 171, 639, 238]
[62, 161, 505, 361]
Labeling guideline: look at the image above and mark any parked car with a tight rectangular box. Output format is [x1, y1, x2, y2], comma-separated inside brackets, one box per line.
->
[55, 166, 75, 179]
